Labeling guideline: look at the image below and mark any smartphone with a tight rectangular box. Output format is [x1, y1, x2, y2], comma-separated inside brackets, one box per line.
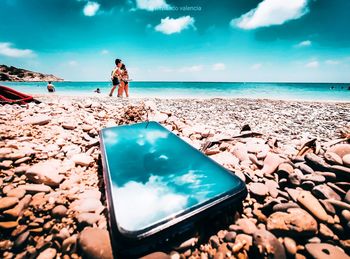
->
[100, 122, 247, 257]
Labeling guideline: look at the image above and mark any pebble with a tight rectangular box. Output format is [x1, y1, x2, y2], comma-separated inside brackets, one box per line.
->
[0, 160, 13, 169]
[235, 218, 258, 235]
[345, 190, 350, 204]
[343, 154, 350, 167]
[4, 194, 31, 218]
[23, 115, 51, 125]
[209, 235, 220, 249]
[78, 227, 113, 259]
[141, 252, 171, 259]
[267, 208, 318, 236]
[0, 221, 18, 229]
[277, 163, 294, 177]
[62, 234, 78, 253]
[297, 190, 328, 222]
[272, 202, 299, 212]
[297, 163, 315, 174]
[289, 172, 302, 185]
[253, 229, 286, 258]
[324, 151, 343, 165]
[305, 243, 350, 259]
[0, 197, 19, 210]
[327, 144, 350, 158]
[283, 237, 297, 255]
[62, 123, 77, 130]
[37, 248, 57, 259]
[71, 153, 94, 167]
[19, 184, 52, 193]
[76, 213, 101, 226]
[224, 231, 236, 242]
[14, 231, 30, 248]
[312, 184, 341, 200]
[260, 152, 284, 175]
[70, 198, 103, 214]
[232, 143, 250, 162]
[235, 234, 252, 251]
[249, 182, 268, 197]
[341, 210, 350, 221]
[25, 160, 64, 187]
[305, 153, 330, 171]
[319, 223, 334, 239]
[52, 205, 67, 218]
[301, 174, 325, 183]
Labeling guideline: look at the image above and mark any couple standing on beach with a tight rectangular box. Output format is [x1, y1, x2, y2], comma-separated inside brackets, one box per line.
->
[109, 59, 129, 97]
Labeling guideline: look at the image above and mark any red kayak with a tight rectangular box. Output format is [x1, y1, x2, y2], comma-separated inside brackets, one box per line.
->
[0, 85, 35, 104]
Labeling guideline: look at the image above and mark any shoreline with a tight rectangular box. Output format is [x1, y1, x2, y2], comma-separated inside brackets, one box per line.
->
[33, 93, 350, 104]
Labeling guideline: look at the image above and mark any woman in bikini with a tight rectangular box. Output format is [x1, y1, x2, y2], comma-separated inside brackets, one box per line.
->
[120, 64, 129, 97]
[109, 59, 122, 97]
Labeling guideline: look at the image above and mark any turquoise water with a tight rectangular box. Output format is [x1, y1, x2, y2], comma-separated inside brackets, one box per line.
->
[101, 122, 245, 233]
[2, 81, 350, 101]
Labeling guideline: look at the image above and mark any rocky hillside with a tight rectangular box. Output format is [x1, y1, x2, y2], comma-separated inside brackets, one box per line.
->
[0, 65, 63, 82]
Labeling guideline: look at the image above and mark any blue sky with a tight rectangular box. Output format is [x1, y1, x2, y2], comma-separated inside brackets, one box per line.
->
[0, 0, 349, 82]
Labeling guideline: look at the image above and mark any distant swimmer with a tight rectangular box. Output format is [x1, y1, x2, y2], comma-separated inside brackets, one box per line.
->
[94, 88, 101, 94]
[330, 86, 335, 90]
[348, 86, 350, 90]
[47, 81, 55, 93]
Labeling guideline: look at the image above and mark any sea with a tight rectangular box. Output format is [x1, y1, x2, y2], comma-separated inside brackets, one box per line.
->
[2, 81, 350, 102]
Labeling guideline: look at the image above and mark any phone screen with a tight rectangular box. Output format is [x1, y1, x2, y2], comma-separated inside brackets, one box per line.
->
[101, 122, 245, 236]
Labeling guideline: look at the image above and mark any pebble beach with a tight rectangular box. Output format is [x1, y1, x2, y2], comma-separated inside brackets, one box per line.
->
[1, 95, 350, 259]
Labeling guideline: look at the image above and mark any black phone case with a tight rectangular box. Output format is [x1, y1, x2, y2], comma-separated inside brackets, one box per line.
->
[99, 122, 247, 258]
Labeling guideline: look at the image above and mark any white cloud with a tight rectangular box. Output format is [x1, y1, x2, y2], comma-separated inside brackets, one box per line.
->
[83, 1, 100, 16]
[251, 63, 262, 70]
[155, 16, 195, 35]
[179, 65, 203, 73]
[305, 60, 319, 68]
[158, 66, 174, 73]
[136, 0, 170, 11]
[296, 40, 312, 47]
[101, 49, 109, 55]
[231, 0, 309, 30]
[325, 59, 340, 65]
[113, 175, 188, 231]
[0, 42, 34, 58]
[68, 60, 78, 66]
[212, 63, 226, 71]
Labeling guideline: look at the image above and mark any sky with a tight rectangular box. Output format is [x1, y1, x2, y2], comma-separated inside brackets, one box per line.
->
[0, 0, 350, 82]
